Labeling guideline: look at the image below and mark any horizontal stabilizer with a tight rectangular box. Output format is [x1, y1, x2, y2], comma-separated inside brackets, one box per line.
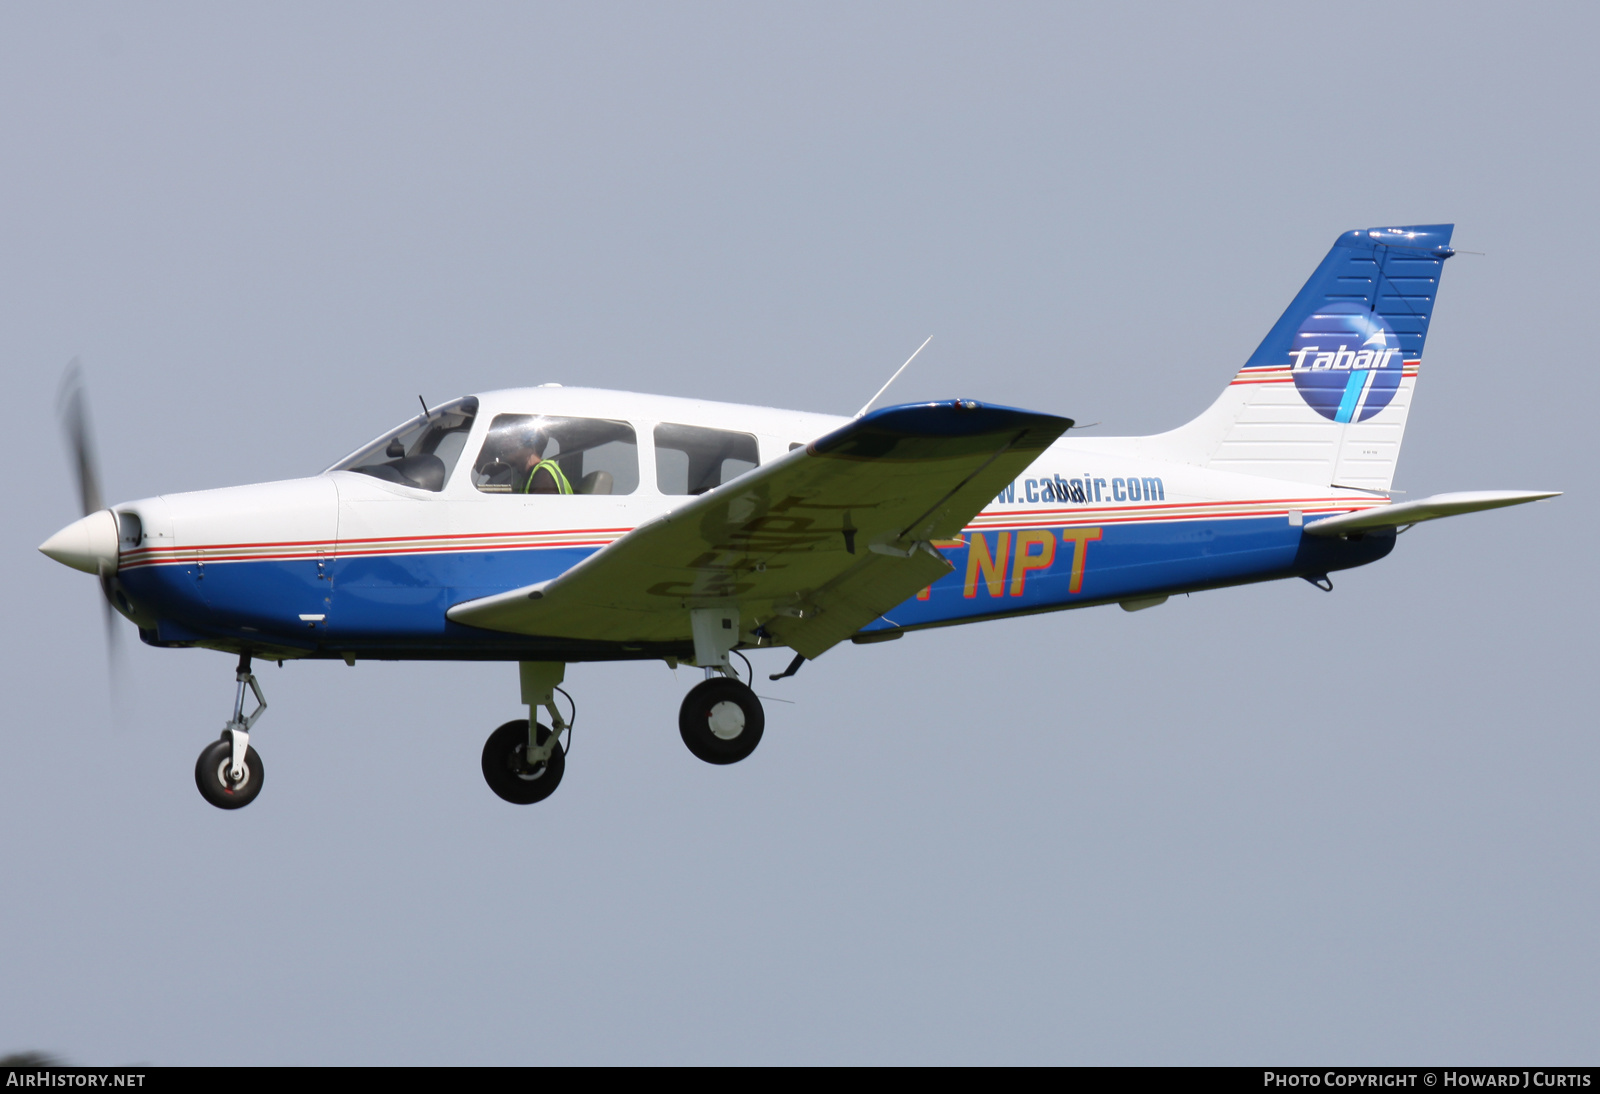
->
[1303, 490, 1559, 537]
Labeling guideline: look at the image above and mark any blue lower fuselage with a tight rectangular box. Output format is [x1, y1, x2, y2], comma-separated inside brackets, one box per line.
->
[121, 515, 1393, 661]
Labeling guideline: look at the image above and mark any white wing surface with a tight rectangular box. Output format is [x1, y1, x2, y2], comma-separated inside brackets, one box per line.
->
[1303, 490, 1560, 536]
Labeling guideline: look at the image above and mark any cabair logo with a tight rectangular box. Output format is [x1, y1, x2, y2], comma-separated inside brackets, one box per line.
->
[1289, 304, 1402, 423]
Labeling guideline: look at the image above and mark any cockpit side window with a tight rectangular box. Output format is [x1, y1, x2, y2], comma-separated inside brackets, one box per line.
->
[654, 423, 759, 495]
[329, 397, 479, 492]
[472, 414, 639, 495]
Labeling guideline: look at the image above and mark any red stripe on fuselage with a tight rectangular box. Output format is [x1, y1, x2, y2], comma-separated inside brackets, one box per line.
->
[120, 499, 1389, 569]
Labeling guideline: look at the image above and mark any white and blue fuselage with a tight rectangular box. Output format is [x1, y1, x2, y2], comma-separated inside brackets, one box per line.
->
[102, 383, 1395, 663]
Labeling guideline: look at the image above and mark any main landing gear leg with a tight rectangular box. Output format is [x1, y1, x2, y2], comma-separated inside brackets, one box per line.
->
[679, 608, 765, 765]
[480, 662, 569, 804]
[195, 652, 268, 810]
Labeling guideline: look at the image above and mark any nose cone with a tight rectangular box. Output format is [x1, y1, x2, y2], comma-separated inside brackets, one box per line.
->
[40, 510, 119, 574]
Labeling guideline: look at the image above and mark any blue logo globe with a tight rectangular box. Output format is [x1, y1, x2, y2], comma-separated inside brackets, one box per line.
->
[1289, 304, 1403, 423]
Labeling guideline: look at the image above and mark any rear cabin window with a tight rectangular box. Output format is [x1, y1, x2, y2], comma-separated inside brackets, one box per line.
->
[654, 423, 759, 495]
[472, 414, 639, 495]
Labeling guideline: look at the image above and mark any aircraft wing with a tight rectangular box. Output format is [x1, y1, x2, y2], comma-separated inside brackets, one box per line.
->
[447, 400, 1072, 659]
[1304, 489, 1560, 536]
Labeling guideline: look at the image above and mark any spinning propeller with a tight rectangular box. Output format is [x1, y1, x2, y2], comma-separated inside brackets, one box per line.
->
[44, 361, 124, 664]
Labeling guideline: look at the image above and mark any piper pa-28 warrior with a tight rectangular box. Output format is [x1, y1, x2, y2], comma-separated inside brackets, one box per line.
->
[40, 223, 1558, 810]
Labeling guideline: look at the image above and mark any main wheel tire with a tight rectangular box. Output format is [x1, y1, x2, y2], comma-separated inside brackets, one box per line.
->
[679, 677, 765, 765]
[195, 737, 265, 810]
[481, 719, 565, 804]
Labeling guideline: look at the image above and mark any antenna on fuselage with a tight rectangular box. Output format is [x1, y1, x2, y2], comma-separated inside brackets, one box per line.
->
[418, 395, 430, 419]
[855, 335, 932, 418]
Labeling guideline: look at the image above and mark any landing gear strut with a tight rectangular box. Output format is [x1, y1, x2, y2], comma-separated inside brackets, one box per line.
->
[477, 627, 776, 802]
[195, 652, 267, 810]
[678, 608, 765, 765]
[481, 662, 571, 805]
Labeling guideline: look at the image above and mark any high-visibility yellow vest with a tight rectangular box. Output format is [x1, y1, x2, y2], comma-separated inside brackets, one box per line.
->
[521, 458, 573, 495]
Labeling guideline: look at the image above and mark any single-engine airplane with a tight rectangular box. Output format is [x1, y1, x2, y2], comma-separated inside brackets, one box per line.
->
[40, 223, 1557, 810]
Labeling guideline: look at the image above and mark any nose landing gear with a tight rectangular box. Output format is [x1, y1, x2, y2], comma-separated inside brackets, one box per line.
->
[195, 653, 267, 810]
[195, 736, 264, 809]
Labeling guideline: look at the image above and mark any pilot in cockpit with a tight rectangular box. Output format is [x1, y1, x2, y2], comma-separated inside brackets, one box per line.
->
[498, 420, 573, 495]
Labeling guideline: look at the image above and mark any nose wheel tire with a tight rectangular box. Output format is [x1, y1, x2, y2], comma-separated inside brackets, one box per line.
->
[481, 719, 566, 804]
[679, 677, 765, 765]
[195, 737, 265, 810]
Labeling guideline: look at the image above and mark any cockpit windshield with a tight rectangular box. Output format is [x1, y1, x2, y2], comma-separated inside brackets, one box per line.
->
[327, 397, 479, 492]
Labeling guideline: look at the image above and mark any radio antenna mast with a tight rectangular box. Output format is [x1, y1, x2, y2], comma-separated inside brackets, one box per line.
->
[855, 335, 932, 418]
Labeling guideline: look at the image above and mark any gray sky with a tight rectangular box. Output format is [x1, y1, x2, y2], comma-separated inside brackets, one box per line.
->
[2, 2, 1594, 1064]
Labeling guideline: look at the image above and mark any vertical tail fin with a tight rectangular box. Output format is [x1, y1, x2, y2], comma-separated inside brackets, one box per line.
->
[1151, 224, 1456, 492]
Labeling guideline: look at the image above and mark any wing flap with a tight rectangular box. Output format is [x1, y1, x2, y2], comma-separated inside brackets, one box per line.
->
[763, 545, 953, 660]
